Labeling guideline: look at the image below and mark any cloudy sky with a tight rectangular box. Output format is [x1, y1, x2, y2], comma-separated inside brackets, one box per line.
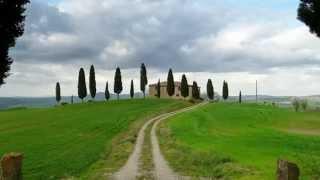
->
[1, 0, 320, 97]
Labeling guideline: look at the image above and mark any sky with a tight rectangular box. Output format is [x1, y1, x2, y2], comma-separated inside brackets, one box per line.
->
[1, 0, 320, 97]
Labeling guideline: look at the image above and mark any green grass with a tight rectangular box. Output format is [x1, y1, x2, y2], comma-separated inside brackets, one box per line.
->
[158, 103, 320, 180]
[0, 99, 191, 179]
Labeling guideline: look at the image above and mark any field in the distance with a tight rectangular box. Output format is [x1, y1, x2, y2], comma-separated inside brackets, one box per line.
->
[0, 99, 191, 179]
[158, 103, 320, 180]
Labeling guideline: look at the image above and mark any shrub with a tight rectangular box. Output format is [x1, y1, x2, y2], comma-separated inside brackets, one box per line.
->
[61, 102, 69, 106]
[292, 99, 300, 112]
[301, 99, 308, 111]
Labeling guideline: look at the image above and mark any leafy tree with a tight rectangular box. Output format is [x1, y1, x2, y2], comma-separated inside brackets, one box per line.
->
[78, 68, 87, 102]
[239, 91, 242, 104]
[114, 67, 123, 100]
[222, 81, 229, 100]
[192, 81, 200, 99]
[207, 79, 214, 100]
[301, 99, 308, 111]
[56, 82, 61, 104]
[140, 63, 148, 98]
[292, 99, 300, 112]
[105, 82, 110, 101]
[156, 79, 161, 98]
[0, 0, 30, 86]
[89, 65, 96, 99]
[298, 0, 320, 38]
[167, 68, 175, 97]
[130, 80, 134, 99]
[181, 74, 189, 99]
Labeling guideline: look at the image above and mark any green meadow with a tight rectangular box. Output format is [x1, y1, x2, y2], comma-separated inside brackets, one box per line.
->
[0, 99, 191, 179]
[158, 103, 320, 180]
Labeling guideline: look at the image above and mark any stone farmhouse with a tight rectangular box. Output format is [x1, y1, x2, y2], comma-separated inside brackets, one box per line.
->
[148, 81, 200, 99]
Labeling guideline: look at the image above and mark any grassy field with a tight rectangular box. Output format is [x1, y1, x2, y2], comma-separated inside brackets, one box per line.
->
[158, 103, 320, 180]
[0, 99, 191, 179]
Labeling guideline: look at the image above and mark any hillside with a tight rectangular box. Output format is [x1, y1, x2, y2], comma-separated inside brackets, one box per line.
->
[0, 99, 191, 179]
[0, 92, 144, 109]
[158, 103, 320, 179]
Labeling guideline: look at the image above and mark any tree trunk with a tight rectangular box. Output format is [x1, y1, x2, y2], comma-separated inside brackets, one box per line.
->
[117, 94, 119, 100]
[1, 153, 23, 180]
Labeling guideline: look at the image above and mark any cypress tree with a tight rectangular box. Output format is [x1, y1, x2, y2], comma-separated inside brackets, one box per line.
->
[192, 81, 200, 99]
[71, 95, 74, 104]
[239, 91, 242, 104]
[105, 81, 110, 101]
[114, 67, 123, 100]
[56, 82, 61, 104]
[89, 65, 96, 99]
[130, 80, 134, 99]
[207, 79, 214, 100]
[181, 74, 189, 99]
[167, 68, 175, 97]
[78, 68, 87, 102]
[156, 79, 161, 98]
[0, 0, 30, 86]
[140, 63, 148, 98]
[222, 81, 229, 100]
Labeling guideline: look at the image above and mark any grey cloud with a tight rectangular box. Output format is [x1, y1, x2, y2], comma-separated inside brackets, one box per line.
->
[10, 0, 320, 74]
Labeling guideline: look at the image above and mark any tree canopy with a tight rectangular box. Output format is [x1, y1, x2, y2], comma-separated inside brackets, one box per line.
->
[105, 82, 110, 101]
[298, 0, 320, 38]
[89, 65, 96, 99]
[167, 69, 175, 97]
[56, 82, 61, 103]
[156, 79, 161, 98]
[207, 79, 214, 100]
[0, 0, 30, 86]
[222, 81, 229, 100]
[130, 80, 134, 99]
[114, 67, 123, 100]
[181, 74, 189, 98]
[140, 63, 148, 98]
[78, 68, 87, 101]
[192, 81, 200, 99]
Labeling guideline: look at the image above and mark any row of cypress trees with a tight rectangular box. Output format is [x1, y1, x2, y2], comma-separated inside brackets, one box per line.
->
[55, 64, 232, 103]
[55, 63, 148, 103]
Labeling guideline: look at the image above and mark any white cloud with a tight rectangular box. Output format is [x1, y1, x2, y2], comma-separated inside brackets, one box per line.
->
[1, 0, 320, 97]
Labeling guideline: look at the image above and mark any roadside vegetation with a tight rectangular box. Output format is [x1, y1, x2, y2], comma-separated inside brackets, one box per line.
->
[158, 103, 320, 180]
[0, 99, 191, 179]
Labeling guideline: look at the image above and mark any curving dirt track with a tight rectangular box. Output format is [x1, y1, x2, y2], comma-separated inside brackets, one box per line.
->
[112, 102, 207, 180]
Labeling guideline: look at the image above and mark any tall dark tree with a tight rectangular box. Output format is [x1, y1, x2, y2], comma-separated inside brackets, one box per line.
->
[114, 67, 123, 100]
[78, 68, 87, 102]
[298, 0, 320, 38]
[71, 95, 74, 104]
[156, 79, 161, 98]
[89, 65, 96, 99]
[239, 91, 242, 104]
[207, 79, 214, 100]
[0, 0, 30, 86]
[130, 80, 134, 99]
[222, 81, 229, 100]
[167, 69, 175, 97]
[140, 63, 148, 98]
[105, 82, 110, 101]
[192, 81, 200, 99]
[56, 82, 61, 104]
[181, 74, 189, 99]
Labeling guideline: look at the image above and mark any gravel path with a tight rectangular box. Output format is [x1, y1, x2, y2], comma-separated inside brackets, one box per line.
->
[112, 102, 207, 180]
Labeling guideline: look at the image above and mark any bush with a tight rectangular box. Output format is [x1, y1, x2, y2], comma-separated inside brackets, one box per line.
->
[301, 99, 308, 111]
[61, 102, 69, 106]
[292, 99, 300, 112]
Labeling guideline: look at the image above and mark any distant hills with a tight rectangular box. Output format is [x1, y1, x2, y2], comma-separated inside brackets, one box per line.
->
[0, 93, 319, 110]
[0, 92, 144, 109]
